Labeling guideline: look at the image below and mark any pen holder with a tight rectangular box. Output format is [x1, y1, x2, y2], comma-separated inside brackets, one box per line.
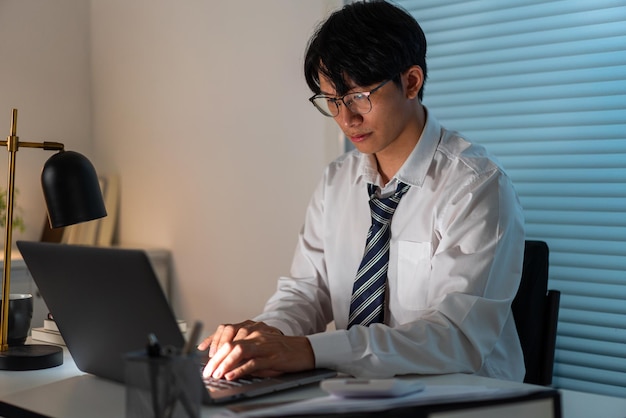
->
[125, 350, 202, 418]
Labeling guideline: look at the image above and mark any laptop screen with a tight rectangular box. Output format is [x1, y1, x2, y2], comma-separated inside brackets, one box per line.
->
[18, 241, 185, 383]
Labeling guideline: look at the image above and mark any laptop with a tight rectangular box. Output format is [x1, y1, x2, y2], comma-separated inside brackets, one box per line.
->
[17, 240, 336, 404]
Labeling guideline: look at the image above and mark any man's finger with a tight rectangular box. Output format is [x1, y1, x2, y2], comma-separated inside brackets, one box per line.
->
[209, 342, 247, 379]
[197, 335, 213, 351]
[203, 341, 233, 378]
[210, 324, 238, 357]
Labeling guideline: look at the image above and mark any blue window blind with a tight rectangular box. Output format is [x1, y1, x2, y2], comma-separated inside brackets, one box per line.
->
[393, 0, 626, 397]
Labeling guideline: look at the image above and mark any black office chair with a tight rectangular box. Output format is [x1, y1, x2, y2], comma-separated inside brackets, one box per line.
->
[511, 240, 560, 386]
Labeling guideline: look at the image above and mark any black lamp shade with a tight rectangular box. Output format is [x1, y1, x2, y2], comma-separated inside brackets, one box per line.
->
[41, 150, 107, 229]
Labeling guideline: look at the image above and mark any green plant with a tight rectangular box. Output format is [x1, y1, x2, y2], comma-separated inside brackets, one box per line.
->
[0, 188, 25, 233]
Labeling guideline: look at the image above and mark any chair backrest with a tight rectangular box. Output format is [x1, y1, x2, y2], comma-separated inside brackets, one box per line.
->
[511, 240, 561, 385]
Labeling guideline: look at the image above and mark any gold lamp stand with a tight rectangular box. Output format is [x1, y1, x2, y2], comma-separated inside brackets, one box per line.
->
[0, 109, 106, 370]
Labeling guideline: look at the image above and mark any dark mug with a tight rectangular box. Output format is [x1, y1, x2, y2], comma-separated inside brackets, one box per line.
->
[0, 293, 34, 346]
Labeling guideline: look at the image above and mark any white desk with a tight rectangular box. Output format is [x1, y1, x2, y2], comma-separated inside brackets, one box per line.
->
[0, 346, 623, 418]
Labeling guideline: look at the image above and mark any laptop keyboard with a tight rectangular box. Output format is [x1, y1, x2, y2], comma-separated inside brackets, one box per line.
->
[203, 376, 270, 393]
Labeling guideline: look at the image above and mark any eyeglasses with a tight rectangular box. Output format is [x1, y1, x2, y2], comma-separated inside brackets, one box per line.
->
[308, 78, 393, 117]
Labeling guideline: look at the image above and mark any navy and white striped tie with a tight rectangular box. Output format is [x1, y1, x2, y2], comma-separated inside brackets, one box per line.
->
[348, 181, 410, 328]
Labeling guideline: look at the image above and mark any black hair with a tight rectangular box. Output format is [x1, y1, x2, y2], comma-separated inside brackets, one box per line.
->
[304, 0, 427, 100]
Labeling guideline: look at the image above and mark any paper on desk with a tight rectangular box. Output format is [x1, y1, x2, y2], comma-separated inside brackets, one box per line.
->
[214, 385, 526, 417]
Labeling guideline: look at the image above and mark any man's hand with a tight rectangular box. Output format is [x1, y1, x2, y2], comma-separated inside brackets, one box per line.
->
[198, 320, 282, 358]
[199, 320, 315, 380]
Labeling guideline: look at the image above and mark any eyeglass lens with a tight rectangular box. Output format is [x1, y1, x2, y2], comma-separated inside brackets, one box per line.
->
[311, 93, 372, 117]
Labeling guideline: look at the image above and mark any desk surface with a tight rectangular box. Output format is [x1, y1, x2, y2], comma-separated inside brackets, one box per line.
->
[0, 344, 624, 418]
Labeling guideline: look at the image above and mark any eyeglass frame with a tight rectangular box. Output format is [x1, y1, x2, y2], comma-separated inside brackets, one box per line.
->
[308, 77, 394, 117]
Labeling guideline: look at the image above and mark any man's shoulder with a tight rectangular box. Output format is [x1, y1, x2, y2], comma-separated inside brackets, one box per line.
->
[325, 149, 367, 180]
[436, 128, 503, 176]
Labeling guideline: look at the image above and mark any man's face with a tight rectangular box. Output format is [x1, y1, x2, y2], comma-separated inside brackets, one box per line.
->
[318, 72, 421, 159]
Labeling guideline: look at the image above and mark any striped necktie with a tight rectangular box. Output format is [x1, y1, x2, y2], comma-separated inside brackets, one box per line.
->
[348, 181, 410, 328]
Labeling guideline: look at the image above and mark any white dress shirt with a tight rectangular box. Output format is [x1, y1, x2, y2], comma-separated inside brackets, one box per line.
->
[254, 110, 526, 382]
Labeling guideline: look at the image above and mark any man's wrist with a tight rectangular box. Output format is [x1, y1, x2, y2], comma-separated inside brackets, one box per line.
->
[296, 336, 316, 370]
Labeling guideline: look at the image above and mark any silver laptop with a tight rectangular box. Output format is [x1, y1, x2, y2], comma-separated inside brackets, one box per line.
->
[17, 241, 336, 404]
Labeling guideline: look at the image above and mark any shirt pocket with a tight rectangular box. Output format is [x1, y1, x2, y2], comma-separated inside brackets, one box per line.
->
[396, 241, 432, 310]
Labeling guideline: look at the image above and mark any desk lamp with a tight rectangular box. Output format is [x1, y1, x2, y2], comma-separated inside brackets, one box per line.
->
[0, 109, 107, 370]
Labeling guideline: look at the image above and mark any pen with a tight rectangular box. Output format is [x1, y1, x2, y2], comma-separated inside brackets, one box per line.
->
[182, 321, 203, 356]
[147, 332, 162, 357]
[145, 333, 162, 417]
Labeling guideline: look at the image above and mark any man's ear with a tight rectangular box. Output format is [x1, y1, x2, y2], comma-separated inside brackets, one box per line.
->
[403, 66, 424, 100]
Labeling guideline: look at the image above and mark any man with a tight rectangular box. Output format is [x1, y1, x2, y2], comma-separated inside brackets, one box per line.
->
[200, 0, 525, 382]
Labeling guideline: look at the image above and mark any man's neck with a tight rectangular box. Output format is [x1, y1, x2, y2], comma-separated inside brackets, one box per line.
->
[375, 106, 426, 185]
